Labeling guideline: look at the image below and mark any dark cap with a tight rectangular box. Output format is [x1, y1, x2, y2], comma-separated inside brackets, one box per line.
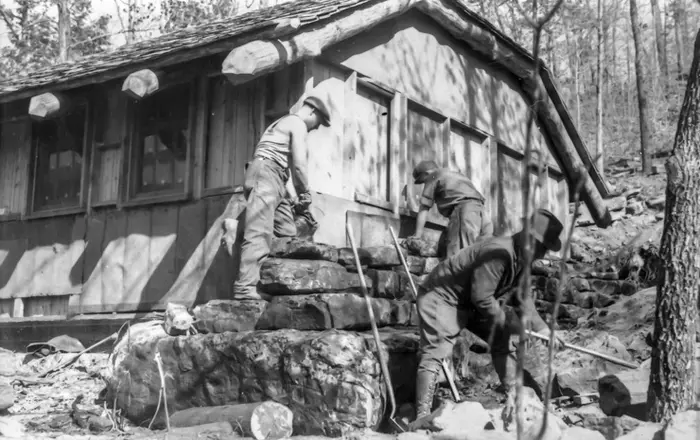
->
[303, 95, 331, 127]
[412, 160, 439, 184]
[529, 208, 564, 252]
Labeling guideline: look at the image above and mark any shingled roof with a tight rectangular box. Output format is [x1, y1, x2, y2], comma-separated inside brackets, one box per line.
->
[0, 0, 612, 225]
[0, 0, 377, 97]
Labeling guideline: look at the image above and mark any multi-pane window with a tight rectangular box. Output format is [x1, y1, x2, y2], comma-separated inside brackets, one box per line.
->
[31, 106, 86, 211]
[132, 82, 191, 196]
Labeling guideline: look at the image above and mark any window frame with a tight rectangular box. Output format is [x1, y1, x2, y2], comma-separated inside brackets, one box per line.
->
[122, 79, 197, 208]
[25, 98, 91, 219]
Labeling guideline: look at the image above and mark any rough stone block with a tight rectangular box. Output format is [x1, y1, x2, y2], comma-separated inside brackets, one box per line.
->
[598, 367, 650, 418]
[106, 324, 413, 436]
[193, 300, 268, 334]
[270, 237, 339, 262]
[259, 258, 371, 294]
[256, 294, 413, 331]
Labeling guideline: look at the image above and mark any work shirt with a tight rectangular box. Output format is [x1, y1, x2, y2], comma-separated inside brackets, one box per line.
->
[420, 235, 524, 325]
[254, 115, 301, 170]
[420, 168, 485, 217]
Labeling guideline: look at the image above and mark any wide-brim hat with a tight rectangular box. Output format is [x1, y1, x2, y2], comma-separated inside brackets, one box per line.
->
[413, 160, 439, 184]
[26, 335, 85, 357]
[303, 95, 331, 127]
[529, 208, 563, 252]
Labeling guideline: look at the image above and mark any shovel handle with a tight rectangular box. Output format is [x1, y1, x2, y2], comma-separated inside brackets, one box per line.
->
[525, 330, 639, 369]
[388, 227, 419, 299]
[346, 221, 398, 421]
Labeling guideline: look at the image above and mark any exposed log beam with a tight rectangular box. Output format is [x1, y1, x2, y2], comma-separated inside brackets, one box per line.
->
[28, 92, 70, 120]
[121, 69, 164, 100]
[221, 0, 415, 85]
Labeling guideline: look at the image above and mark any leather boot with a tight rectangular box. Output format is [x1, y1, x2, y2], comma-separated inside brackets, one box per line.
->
[413, 369, 438, 422]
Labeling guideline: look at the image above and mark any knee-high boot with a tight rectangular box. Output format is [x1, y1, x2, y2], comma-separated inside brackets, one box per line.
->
[414, 369, 439, 421]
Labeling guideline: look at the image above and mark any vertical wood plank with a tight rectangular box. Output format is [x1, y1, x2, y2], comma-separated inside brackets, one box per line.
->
[206, 77, 226, 189]
[99, 210, 127, 311]
[390, 93, 407, 214]
[143, 205, 178, 307]
[231, 83, 247, 186]
[12, 298, 24, 317]
[122, 209, 152, 310]
[71, 211, 106, 314]
[440, 120, 451, 168]
[342, 72, 357, 200]
[192, 76, 209, 199]
[489, 138, 500, 233]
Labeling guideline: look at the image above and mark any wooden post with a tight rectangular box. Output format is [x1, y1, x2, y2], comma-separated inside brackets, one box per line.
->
[121, 69, 164, 100]
[28, 92, 70, 120]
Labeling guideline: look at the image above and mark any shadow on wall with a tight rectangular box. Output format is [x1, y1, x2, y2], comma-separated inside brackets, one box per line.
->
[0, 193, 248, 315]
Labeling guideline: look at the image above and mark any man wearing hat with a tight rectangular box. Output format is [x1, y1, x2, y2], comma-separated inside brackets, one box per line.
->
[233, 90, 331, 300]
[411, 208, 565, 426]
[409, 160, 493, 258]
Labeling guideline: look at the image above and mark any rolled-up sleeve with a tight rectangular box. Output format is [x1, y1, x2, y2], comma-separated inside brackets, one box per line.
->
[470, 258, 507, 328]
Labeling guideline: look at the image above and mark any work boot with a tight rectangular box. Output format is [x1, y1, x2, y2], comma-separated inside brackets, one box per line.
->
[411, 369, 438, 426]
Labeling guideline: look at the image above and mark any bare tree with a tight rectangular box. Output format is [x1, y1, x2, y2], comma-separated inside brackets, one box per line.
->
[646, 28, 700, 423]
[651, 0, 669, 86]
[671, 0, 686, 75]
[56, 0, 70, 62]
[630, 0, 653, 174]
[595, 0, 604, 172]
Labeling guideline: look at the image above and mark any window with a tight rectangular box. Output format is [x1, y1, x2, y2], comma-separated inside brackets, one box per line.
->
[91, 85, 124, 205]
[31, 106, 87, 212]
[130, 82, 191, 198]
[448, 122, 489, 196]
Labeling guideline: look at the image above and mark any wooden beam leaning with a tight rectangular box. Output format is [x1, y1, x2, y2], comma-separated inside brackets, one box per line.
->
[121, 69, 164, 100]
[222, 0, 416, 85]
[28, 92, 70, 120]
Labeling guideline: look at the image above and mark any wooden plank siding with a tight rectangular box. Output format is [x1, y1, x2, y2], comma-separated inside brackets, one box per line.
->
[0, 10, 579, 316]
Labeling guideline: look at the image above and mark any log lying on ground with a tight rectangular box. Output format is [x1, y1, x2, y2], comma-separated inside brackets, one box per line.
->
[131, 422, 236, 440]
[170, 401, 293, 440]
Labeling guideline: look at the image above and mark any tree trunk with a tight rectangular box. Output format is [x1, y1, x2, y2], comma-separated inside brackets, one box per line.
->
[56, 0, 70, 62]
[646, 29, 700, 423]
[651, 0, 669, 86]
[595, 0, 604, 172]
[673, 0, 685, 76]
[630, 0, 653, 174]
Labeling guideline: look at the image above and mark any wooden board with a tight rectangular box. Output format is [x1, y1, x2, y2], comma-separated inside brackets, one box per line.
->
[161, 202, 207, 306]
[122, 209, 152, 310]
[306, 61, 347, 198]
[496, 145, 524, 235]
[354, 84, 390, 202]
[0, 118, 30, 215]
[77, 210, 128, 313]
[139, 205, 178, 308]
[205, 76, 265, 190]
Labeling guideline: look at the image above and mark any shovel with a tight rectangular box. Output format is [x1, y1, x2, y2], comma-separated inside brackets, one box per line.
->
[346, 221, 407, 433]
[388, 227, 462, 403]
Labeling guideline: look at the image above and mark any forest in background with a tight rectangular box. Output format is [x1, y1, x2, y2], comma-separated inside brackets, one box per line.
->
[1, 0, 699, 170]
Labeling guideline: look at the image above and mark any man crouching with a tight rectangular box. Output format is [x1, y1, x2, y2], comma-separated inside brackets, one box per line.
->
[411, 208, 566, 427]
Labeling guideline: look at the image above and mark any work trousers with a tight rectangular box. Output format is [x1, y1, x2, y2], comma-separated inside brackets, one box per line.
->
[416, 288, 517, 389]
[233, 158, 297, 297]
[445, 201, 494, 258]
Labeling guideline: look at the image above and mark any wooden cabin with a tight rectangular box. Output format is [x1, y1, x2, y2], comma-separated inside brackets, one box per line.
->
[0, 0, 611, 334]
